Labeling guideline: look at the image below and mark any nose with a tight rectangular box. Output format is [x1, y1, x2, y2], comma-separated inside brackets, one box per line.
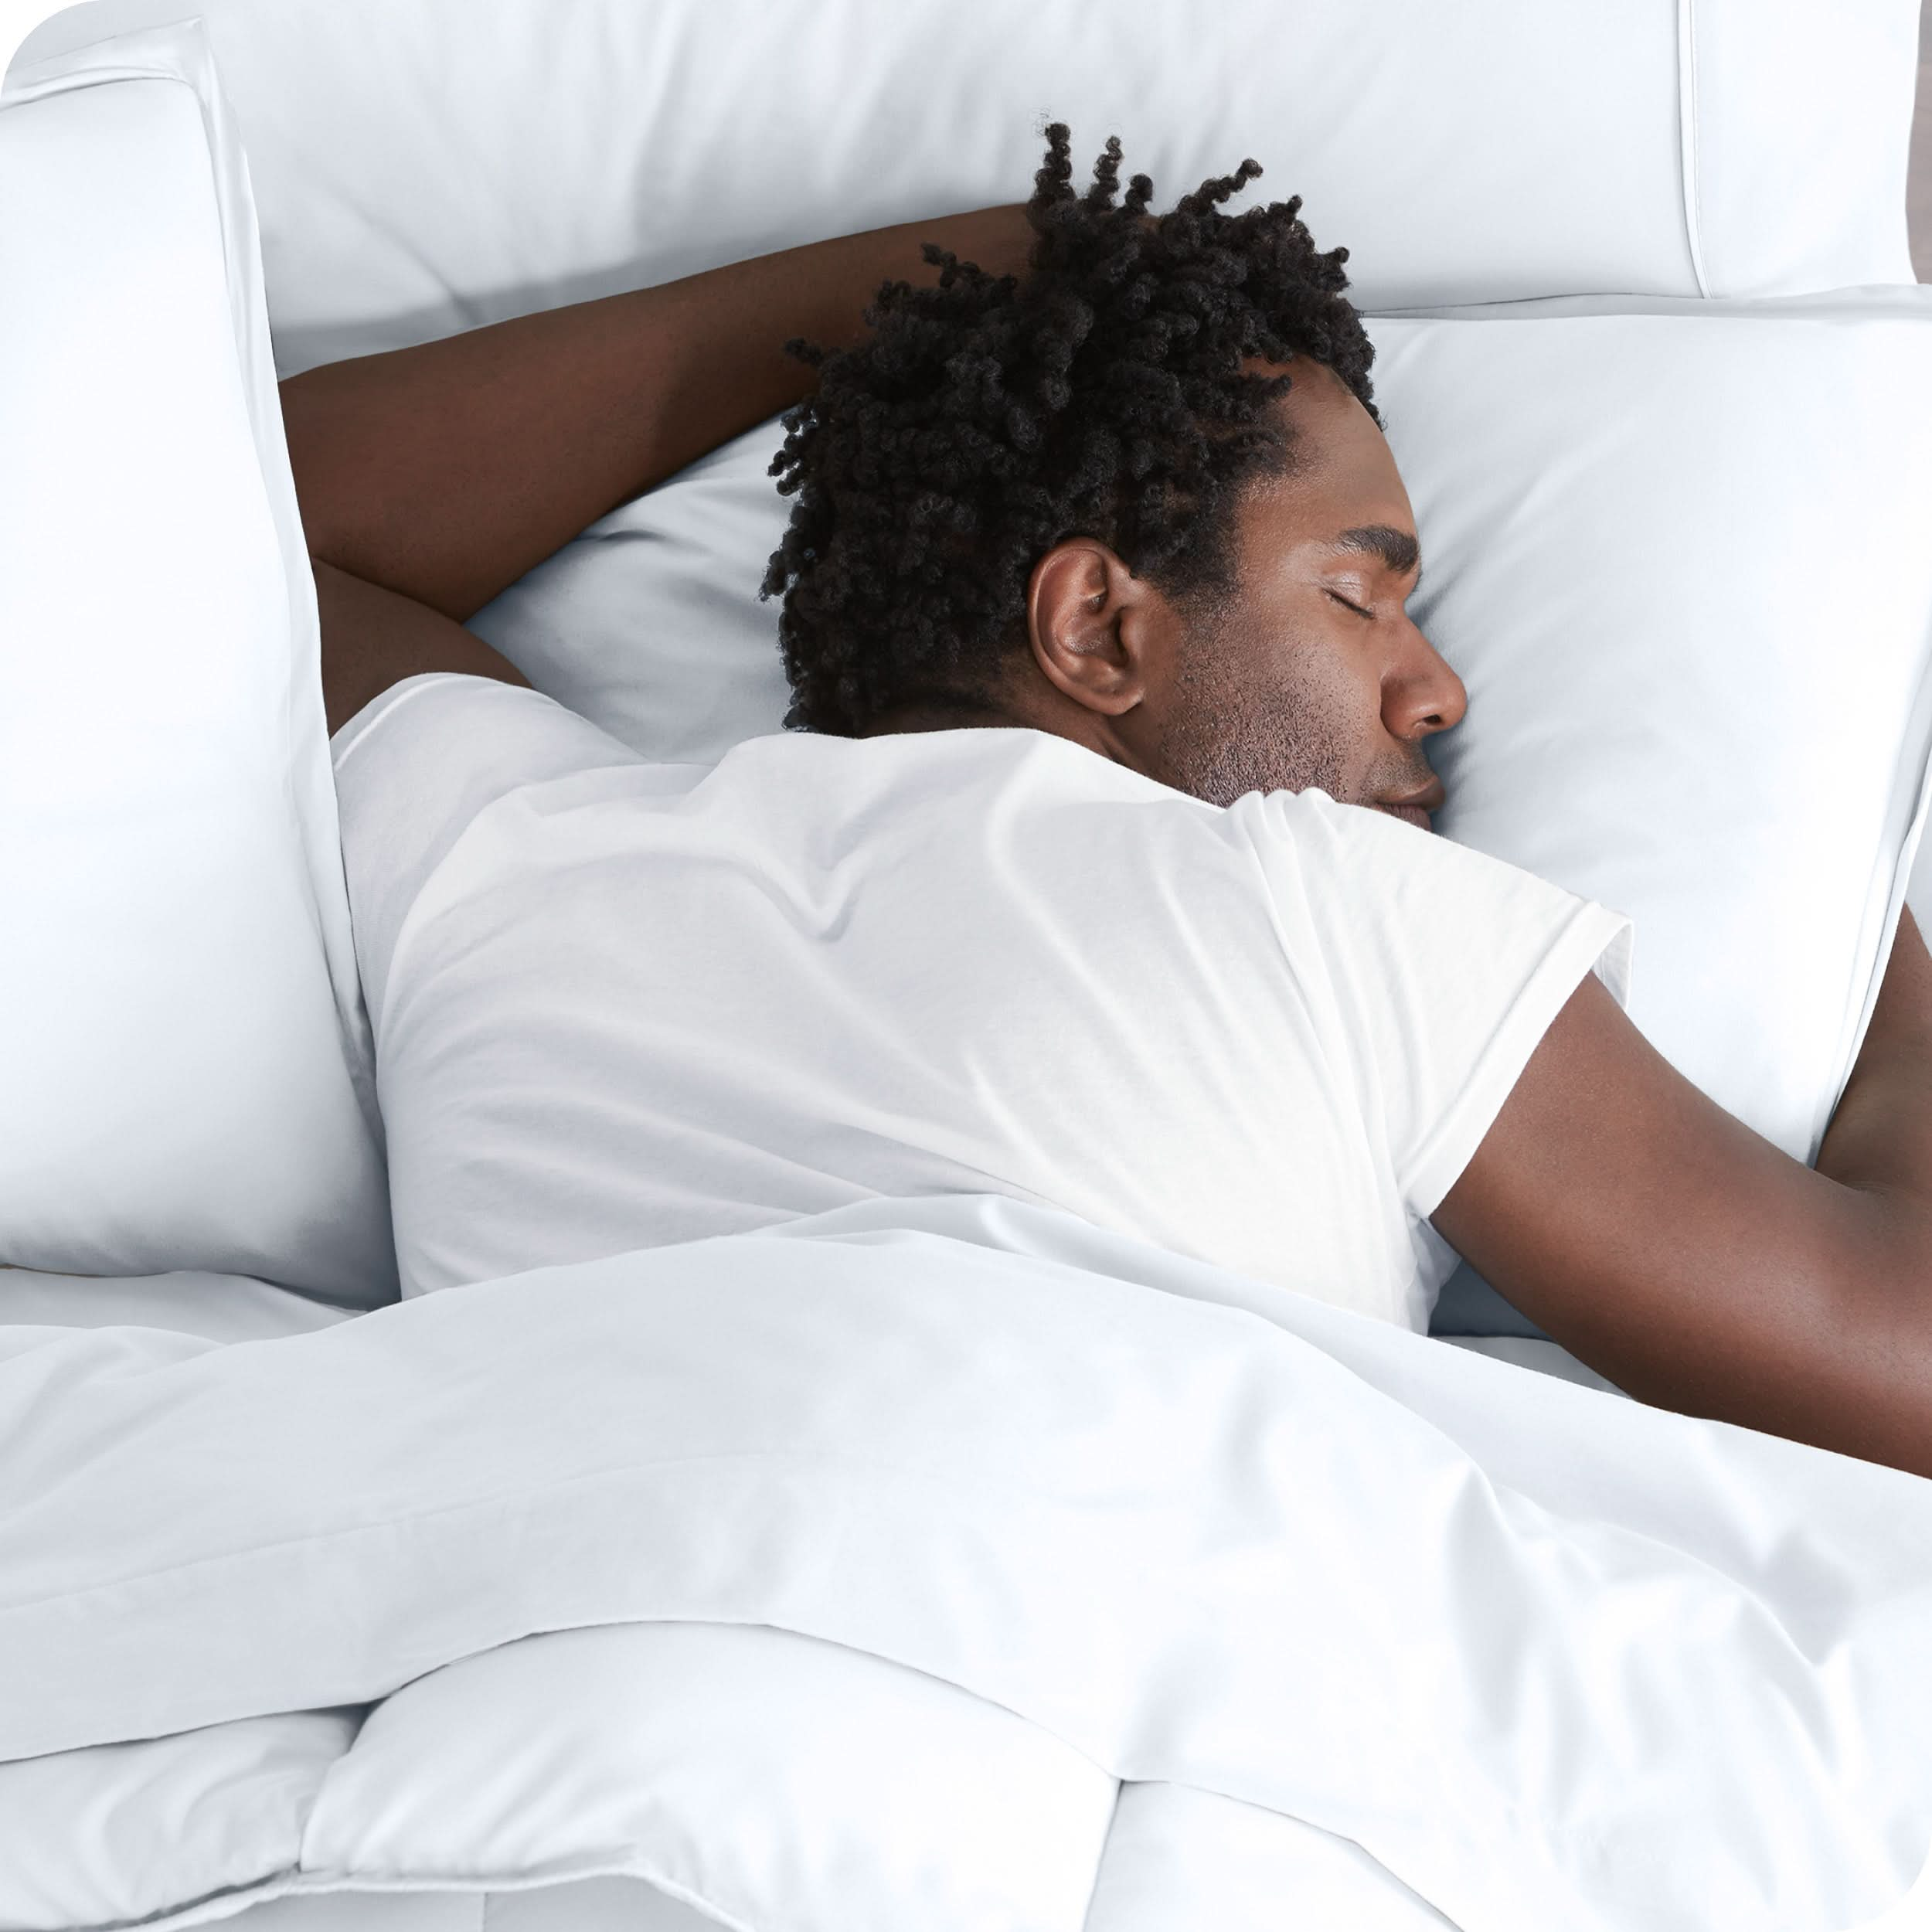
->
[1387, 619, 1468, 741]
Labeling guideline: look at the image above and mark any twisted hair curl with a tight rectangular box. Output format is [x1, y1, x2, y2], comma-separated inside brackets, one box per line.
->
[759, 124, 1379, 736]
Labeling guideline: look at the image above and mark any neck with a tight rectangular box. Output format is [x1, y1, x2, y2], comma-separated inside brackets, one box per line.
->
[856, 691, 1149, 787]
[857, 698, 1024, 737]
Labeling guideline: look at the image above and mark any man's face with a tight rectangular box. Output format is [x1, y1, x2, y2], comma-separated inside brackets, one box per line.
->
[1140, 358, 1466, 825]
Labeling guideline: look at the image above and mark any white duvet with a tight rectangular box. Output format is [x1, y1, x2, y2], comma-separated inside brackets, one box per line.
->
[2, 1192, 1929, 1932]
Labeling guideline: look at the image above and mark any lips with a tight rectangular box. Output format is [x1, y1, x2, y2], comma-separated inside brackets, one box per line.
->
[1377, 801, 1433, 829]
[1374, 780, 1446, 829]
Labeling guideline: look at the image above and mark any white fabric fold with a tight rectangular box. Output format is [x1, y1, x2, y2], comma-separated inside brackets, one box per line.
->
[1, 1194, 1927, 1932]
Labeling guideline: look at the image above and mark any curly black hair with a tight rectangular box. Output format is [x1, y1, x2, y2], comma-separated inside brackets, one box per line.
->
[757, 123, 1381, 738]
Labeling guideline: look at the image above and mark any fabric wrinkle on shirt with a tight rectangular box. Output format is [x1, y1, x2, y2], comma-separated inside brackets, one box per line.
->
[330, 672, 1633, 1332]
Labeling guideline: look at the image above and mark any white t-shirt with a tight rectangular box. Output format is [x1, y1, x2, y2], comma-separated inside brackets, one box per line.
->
[332, 674, 1633, 1331]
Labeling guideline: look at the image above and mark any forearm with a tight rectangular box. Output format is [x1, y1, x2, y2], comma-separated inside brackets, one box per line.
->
[279, 204, 1036, 623]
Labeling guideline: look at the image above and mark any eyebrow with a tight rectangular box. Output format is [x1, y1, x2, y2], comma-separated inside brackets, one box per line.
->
[1333, 524, 1423, 590]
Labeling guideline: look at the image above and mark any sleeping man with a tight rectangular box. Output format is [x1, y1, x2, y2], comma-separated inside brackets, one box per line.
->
[282, 128, 1932, 1480]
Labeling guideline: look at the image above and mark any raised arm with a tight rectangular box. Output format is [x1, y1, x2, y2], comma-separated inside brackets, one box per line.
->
[280, 204, 1036, 624]
[1430, 908, 1932, 1480]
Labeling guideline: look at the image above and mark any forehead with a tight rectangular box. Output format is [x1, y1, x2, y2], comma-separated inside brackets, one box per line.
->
[1241, 360, 1416, 560]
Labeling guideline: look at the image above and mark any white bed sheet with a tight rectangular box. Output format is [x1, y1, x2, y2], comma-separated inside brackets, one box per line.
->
[155, 1876, 713, 1932]
[104, 1799, 1477, 1932]
[3, 1193, 1927, 1932]
[0, 1267, 360, 1341]
[0, 1252, 1622, 1932]
[0, 1264, 1624, 1374]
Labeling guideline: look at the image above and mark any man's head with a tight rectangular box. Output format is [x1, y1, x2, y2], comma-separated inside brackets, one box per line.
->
[760, 126, 1466, 825]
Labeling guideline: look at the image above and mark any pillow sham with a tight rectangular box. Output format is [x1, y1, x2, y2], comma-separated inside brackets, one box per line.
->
[9, 0, 1922, 387]
[454, 286, 1932, 1342]
[0, 20, 397, 1304]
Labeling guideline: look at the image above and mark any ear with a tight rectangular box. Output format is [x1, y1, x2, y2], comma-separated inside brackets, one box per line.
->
[1023, 537, 1163, 719]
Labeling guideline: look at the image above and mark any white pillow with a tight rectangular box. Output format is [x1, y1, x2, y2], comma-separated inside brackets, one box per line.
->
[457, 287, 1932, 1342]
[1372, 285, 1932, 1337]
[9, 0, 1921, 387]
[0, 21, 397, 1305]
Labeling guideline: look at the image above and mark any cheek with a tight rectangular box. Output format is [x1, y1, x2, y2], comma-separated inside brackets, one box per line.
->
[1172, 587, 1381, 768]
[1257, 614, 1395, 780]
[1250, 597, 1376, 716]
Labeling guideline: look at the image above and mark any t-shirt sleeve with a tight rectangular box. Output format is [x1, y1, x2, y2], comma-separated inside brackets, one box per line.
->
[330, 672, 648, 1033]
[1245, 789, 1636, 1223]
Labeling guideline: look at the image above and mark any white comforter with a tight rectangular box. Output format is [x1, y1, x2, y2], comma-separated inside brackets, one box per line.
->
[1, 1193, 1929, 1932]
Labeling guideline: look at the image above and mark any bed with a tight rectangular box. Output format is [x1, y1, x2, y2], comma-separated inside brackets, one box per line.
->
[3, 4, 1932, 1928]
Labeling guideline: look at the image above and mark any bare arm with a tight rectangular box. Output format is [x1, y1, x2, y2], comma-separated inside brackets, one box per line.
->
[313, 556, 531, 737]
[281, 205, 1036, 625]
[1430, 912, 1932, 1480]
[1813, 904, 1932, 1219]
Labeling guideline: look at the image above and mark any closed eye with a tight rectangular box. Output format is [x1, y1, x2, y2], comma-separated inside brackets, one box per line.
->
[1326, 590, 1374, 619]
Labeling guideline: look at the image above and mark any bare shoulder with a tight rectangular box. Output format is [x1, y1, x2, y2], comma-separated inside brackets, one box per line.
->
[1428, 972, 1900, 1454]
